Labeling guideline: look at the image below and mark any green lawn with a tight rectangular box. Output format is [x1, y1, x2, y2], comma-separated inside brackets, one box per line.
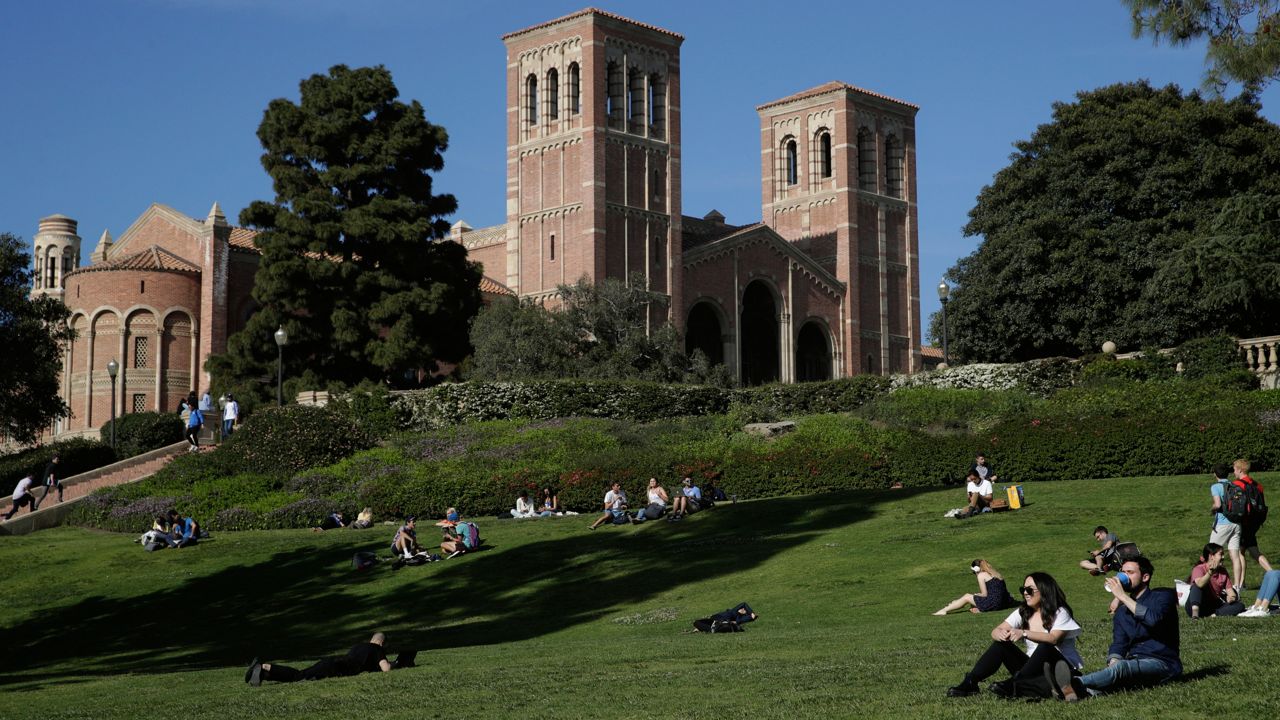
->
[2, 473, 1278, 719]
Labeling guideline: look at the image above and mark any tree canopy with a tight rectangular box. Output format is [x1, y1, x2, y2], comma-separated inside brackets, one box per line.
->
[209, 65, 482, 402]
[936, 81, 1280, 362]
[469, 275, 732, 385]
[0, 233, 74, 444]
[1126, 0, 1280, 95]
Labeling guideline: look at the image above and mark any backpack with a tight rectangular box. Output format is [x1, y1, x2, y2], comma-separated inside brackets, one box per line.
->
[1222, 478, 1267, 525]
[454, 521, 480, 550]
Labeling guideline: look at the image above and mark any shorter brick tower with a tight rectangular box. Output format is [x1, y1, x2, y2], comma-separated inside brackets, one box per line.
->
[30, 214, 82, 301]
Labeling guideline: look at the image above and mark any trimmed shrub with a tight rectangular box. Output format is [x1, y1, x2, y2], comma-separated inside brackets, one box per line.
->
[329, 384, 404, 440]
[0, 438, 118, 496]
[100, 412, 185, 459]
[890, 358, 1078, 396]
[222, 404, 374, 476]
[1171, 335, 1247, 380]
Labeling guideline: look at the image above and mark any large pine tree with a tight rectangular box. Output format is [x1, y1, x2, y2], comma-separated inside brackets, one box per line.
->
[210, 65, 481, 402]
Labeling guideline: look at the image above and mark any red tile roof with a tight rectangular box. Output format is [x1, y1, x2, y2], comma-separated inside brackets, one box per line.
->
[503, 7, 683, 41]
[70, 245, 200, 277]
[480, 275, 515, 296]
[757, 81, 919, 112]
[228, 226, 259, 253]
[921, 346, 944, 359]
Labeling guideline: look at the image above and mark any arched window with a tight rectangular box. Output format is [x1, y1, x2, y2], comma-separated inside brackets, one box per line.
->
[648, 73, 666, 138]
[546, 67, 559, 120]
[885, 134, 904, 198]
[785, 138, 799, 186]
[627, 66, 645, 133]
[606, 62, 623, 128]
[857, 128, 876, 191]
[525, 74, 538, 126]
[819, 131, 832, 179]
[653, 235, 663, 268]
[34, 251, 42, 289]
[652, 168, 662, 201]
[549, 233, 556, 262]
[568, 62, 581, 114]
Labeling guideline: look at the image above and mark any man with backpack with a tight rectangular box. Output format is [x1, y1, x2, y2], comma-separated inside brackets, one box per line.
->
[440, 509, 480, 558]
[1229, 459, 1272, 585]
[1209, 463, 1246, 592]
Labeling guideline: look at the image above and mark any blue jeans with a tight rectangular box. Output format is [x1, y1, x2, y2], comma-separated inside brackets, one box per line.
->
[223, 419, 234, 437]
[1258, 570, 1280, 604]
[1079, 657, 1178, 693]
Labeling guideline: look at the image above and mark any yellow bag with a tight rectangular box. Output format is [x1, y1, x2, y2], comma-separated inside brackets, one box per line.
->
[1006, 485, 1024, 510]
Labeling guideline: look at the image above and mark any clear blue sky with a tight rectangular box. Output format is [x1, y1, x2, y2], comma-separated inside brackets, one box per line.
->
[3, 0, 1274, 329]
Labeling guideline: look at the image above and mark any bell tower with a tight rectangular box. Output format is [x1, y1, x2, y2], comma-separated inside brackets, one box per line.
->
[30, 214, 82, 300]
[502, 8, 683, 319]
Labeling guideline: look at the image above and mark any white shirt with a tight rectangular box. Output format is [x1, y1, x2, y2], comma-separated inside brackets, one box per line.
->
[12, 477, 33, 500]
[967, 478, 993, 497]
[515, 496, 536, 515]
[223, 400, 239, 422]
[647, 488, 665, 504]
[1004, 606, 1083, 669]
[604, 490, 626, 510]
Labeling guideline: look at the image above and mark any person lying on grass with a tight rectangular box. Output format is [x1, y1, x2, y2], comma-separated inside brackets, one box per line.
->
[946, 572, 1084, 700]
[245, 632, 413, 685]
[934, 559, 1016, 615]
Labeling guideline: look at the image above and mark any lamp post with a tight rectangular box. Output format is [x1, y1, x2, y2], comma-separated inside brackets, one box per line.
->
[937, 280, 951, 366]
[274, 325, 288, 407]
[106, 359, 119, 450]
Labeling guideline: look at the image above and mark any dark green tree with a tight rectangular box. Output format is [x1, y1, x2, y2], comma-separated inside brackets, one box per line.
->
[469, 274, 731, 384]
[0, 233, 74, 444]
[209, 65, 481, 403]
[1125, 0, 1280, 95]
[935, 81, 1280, 362]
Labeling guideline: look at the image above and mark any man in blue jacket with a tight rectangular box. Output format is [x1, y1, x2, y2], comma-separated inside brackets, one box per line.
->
[1050, 555, 1180, 701]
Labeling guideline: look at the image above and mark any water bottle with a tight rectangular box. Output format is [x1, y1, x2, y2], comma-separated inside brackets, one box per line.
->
[1103, 572, 1131, 593]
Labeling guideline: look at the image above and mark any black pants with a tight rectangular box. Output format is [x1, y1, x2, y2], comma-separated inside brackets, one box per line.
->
[4, 493, 34, 520]
[185, 425, 200, 447]
[266, 657, 354, 683]
[1186, 585, 1245, 617]
[37, 481, 61, 507]
[963, 640, 1067, 696]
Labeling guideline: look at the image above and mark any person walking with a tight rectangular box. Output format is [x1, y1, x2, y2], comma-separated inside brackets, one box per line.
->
[4, 475, 37, 520]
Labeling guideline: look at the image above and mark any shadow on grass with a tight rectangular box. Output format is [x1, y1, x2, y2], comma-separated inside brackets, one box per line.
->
[0, 487, 929, 689]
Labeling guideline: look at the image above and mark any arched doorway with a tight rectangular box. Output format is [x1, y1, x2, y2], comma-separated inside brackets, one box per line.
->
[740, 281, 779, 385]
[685, 302, 723, 366]
[796, 322, 831, 382]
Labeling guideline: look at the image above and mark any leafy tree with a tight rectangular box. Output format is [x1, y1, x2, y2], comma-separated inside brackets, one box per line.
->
[1126, 0, 1280, 95]
[935, 82, 1280, 362]
[208, 65, 482, 403]
[0, 233, 74, 444]
[470, 274, 732, 385]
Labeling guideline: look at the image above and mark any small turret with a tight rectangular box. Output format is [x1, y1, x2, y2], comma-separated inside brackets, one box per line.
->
[31, 214, 82, 298]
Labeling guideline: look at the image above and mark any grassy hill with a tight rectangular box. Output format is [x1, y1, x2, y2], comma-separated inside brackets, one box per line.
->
[1, 473, 1277, 719]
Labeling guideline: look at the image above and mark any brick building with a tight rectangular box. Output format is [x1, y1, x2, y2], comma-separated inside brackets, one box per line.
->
[29, 203, 260, 437]
[460, 8, 922, 383]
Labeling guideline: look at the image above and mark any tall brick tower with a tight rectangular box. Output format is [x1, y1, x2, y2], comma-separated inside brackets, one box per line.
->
[758, 83, 921, 375]
[30, 214, 82, 300]
[502, 9, 683, 321]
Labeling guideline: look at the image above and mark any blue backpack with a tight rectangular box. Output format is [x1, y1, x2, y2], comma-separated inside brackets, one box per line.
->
[454, 521, 480, 550]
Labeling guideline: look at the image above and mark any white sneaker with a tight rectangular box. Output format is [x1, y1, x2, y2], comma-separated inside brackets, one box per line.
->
[1240, 607, 1268, 617]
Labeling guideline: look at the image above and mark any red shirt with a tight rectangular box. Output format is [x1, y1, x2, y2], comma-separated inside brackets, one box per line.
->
[1190, 562, 1232, 599]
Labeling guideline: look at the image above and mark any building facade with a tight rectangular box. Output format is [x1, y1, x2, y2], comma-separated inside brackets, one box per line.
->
[460, 8, 922, 383]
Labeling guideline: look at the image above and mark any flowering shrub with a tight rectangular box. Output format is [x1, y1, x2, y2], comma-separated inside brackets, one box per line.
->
[890, 358, 1078, 396]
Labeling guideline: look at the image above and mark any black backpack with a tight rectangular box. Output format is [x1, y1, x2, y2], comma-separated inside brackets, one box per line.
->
[1222, 478, 1267, 525]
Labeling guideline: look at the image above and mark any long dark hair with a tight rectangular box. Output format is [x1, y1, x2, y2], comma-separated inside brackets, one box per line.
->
[1018, 572, 1073, 630]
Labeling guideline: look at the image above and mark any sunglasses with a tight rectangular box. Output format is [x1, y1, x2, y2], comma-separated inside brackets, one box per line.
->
[1020, 586, 1039, 597]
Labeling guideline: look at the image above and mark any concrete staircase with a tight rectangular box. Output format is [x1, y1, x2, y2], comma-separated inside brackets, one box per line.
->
[1, 441, 191, 536]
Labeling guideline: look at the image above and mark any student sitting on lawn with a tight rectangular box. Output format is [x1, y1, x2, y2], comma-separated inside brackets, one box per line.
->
[1079, 526, 1120, 575]
[391, 517, 421, 558]
[167, 510, 201, 547]
[1186, 542, 1244, 618]
[590, 482, 632, 529]
[538, 486, 560, 517]
[958, 470, 993, 518]
[947, 572, 1083, 699]
[633, 477, 669, 522]
[246, 632, 412, 685]
[1240, 569, 1280, 616]
[668, 477, 701, 522]
[934, 559, 1016, 615]
[511, 490, 538, 518]
[440, 513, 480, 558]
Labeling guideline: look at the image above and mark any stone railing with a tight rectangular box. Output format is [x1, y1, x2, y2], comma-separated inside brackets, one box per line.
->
[1240, 335, 1279, 389]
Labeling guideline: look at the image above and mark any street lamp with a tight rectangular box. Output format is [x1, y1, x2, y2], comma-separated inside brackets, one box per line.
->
[106, 359, 119, 450]
[937, 280, 951, 367]
[274, 325, 288, 407]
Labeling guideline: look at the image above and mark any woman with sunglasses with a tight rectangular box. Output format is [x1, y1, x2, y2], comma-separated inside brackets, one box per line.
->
[946, 572, 1083, 699]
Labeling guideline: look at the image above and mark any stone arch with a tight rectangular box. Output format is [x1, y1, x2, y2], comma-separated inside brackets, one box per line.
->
[813, 127, 832, 181]
[125, 308, 157, 373]
[782, 136, 799, 186]
[685, 299, 727, 367]
[525, 73, 538, 126]
[68, 313, 89, 376]
[546, 66, 559, 120]
[162, 310, 196, 409]
[740, 280, 780, 386]
[796, 319, 832, 382]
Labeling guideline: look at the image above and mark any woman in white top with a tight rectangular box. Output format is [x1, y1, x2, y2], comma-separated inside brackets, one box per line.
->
[634, 478, 669, 522]
[946, 572, 1083, 699]
[511, 490, 538, 518]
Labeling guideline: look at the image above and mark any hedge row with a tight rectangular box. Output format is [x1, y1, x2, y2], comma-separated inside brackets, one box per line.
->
[99, 412, 185, 459]
[0, 438, 118, 497]
[71, 389, 1280, 531]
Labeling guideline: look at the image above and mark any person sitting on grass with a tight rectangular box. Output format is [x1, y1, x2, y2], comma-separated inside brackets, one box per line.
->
[668, 477, 701, 522]
[1048, 556, 1180, 702]
[1186, 542, 1244, 618]
[959, 470, 993, 518]
[511, 490, 538, 518]
[946, 572, 1084, 699]
[440, 512, 480, 558]
[246, 632, 411, 685]
[590, 482, 632, 529]
[391, 517, 421, 558]
[538, 486, 560, 517]
[4, 475, 37, 521]
[935, 559, 1016, 615]
[1079, 526, 1119, 575]
[167, 510, 201, 547]
[704, 477, 729, 503]
[1241, 569, 1280, 617]
[634, 477, 669, 522]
